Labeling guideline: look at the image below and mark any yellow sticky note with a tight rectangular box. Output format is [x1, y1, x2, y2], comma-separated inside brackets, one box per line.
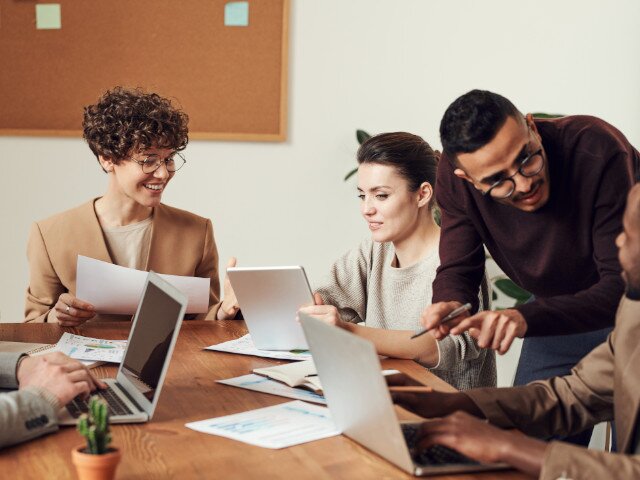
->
[36, 4, 62, 30]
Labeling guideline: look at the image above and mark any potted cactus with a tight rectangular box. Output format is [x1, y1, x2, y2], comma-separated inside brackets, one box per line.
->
[71, 396, 121, 480]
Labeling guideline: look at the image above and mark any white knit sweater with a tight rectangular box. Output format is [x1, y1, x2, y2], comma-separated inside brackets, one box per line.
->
[315, 238, 496, 390]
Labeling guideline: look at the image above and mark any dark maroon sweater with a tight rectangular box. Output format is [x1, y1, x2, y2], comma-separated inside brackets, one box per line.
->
[433, 116, 639, 336]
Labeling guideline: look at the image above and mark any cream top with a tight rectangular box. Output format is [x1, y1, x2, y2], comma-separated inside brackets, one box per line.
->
[101, 216, 153, 270]
[315, 237, 496, 390]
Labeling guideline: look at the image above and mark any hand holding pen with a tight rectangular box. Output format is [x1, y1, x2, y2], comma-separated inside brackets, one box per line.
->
[411, 302, 472, 339]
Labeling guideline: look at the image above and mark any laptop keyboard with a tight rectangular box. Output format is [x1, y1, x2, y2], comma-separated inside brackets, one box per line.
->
[66, 385, 134, 418]
[401, 423, 479, 466]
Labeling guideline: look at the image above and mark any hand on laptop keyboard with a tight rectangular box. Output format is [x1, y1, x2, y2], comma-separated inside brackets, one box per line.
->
[66, 385, 133, 418]
[401, 422, 478, 466]
[18, 352, 106, 406]
[402, 411, 539, 468]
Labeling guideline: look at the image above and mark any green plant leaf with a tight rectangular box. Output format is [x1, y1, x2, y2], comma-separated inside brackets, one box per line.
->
[78, 396, 112, 454]
[432, 207, 441, 226]
[356, 129, 371, 145]
[530, 112, 564, 118]
[344, 167, 358, 181]
[494, 278, 531, 301]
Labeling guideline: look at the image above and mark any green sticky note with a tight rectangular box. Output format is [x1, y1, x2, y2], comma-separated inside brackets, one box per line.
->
[224, 1, 249, 27]
[36, 4, 61, 30]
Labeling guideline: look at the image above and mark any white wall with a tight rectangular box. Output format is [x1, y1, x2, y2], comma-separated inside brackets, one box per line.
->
[2, 1, 639, 394]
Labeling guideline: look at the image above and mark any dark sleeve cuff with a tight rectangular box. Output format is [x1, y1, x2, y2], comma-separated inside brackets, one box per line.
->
[0, 352, 26, 389]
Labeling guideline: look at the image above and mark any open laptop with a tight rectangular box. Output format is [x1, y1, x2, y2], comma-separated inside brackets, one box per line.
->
[227, 266, 313, 350]
[59, 272, 187, 425]
[299, 313, 510, 476]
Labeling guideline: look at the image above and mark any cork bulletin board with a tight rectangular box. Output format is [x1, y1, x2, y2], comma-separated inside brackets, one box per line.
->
[0, 0, 289, 141]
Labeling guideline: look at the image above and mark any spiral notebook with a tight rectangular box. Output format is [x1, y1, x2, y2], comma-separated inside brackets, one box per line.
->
[0, 340, 104, 368]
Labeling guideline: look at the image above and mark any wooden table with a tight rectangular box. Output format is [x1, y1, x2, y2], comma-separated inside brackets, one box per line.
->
[0, 321, 532, 479]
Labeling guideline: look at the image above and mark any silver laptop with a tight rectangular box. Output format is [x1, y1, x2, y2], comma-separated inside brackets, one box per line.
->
[299, 313, 510, 476]
[59, 272, 187, 425]
[227, 266, 313, 350]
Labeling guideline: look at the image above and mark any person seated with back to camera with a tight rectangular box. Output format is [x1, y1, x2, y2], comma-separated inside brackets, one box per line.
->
[298, 132, 496, 390]
[0, 350, 105, 449]
[387, 183, 640, 479]
[24, 87, 238, 324]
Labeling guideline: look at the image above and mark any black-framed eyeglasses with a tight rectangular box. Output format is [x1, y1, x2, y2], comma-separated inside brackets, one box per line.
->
[482, 127, 545, 199]
[130, 152, 186, 174]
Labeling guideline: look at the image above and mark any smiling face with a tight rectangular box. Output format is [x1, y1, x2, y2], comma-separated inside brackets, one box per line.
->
[100, 146, 176, 208]
[616, 184, 640, 293]
[454, 115, 550, 212]
[357, 163, 431, 244]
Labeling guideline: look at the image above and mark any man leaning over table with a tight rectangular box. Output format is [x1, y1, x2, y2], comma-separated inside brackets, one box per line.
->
[0, 351, 105, 449]
[389, 183, 640, 479]
[420, 89, 639, 446]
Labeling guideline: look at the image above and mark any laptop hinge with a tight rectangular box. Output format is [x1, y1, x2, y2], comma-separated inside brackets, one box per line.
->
[114, 381, 144, 412]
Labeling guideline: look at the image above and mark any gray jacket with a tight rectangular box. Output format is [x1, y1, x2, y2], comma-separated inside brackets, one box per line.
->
[0, 352, 59, 448]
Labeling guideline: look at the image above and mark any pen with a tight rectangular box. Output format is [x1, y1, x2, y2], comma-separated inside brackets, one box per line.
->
[410, 303, 472, 339]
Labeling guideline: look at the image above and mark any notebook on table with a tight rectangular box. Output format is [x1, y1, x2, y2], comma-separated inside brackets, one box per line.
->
[0, 341, 52, 355]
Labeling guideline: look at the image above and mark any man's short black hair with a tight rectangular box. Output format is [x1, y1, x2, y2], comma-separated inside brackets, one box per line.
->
[439, 89, 521, 156]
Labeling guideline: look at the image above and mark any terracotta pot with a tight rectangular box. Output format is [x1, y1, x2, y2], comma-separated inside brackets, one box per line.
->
[71, 445, 121, 480]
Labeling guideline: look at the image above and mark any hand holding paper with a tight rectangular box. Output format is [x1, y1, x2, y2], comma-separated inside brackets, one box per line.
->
[76, 255, 209, 314]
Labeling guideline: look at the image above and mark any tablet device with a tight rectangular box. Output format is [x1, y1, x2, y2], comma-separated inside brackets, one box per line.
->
[227, 266, 313, 350]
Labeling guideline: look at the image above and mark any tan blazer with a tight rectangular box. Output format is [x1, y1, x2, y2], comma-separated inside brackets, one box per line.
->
[466, 296, 640, 479]
[25, 200, 221, 322]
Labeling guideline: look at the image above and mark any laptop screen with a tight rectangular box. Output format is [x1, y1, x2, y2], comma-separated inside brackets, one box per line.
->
[120, 281, 182, 402]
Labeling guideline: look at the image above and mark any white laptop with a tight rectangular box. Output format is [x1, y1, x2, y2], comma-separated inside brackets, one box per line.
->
[299, 313, 510, 477]
[59, 272, 187, 425]
[227, 266, 313, 350]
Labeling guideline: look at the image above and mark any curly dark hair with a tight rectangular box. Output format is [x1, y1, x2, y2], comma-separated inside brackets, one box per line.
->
[83, 87, 189, 167]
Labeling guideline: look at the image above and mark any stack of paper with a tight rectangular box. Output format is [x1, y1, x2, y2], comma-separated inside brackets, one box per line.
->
[217, 375, 326, 405]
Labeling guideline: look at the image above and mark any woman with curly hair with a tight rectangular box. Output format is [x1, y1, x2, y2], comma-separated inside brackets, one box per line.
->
[24, 87, 235, 324]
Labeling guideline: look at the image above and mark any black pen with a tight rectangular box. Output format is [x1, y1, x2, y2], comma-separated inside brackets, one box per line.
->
[410, 303, 472, 339]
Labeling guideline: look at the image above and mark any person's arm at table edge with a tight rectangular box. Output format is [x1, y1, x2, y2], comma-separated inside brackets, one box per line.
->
[24, 222, 65, 323]
[0, 352, 59, 449]
[198, 219, 222, 321]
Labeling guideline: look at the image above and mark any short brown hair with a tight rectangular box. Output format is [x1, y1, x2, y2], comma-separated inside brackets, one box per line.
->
[83, 87, 189, 165]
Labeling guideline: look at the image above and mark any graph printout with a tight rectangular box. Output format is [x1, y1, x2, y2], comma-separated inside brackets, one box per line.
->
[206, 334, 311, 361]
[185, 401, 339, 448]
[55, 332, 127, 363]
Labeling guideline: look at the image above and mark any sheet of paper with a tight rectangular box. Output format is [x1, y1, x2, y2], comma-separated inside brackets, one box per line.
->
[36, 4, 61, 29]
[185, 400, 338, 448]
[54, 333, 126, 363]
[205, 334, 311, 361]
[218, 374, 326, 405]
[76, 255, 209, 314]
[224, 1, 249, 27]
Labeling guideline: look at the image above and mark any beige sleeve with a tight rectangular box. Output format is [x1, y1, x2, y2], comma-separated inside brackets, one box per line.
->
[198, 219, 222, 320]
[24, 223, 65, 323]
[541, 442, 640, 480]
[314, 241, 371, 324]
[465, 332, 615, 439]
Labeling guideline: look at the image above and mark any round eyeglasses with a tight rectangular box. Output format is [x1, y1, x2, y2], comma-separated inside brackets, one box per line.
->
[130, 152, 186, 174]
[483, 148, 545, 199]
